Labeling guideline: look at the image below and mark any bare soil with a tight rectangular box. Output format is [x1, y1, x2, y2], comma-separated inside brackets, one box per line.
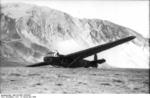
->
[0, 66, 149, 93]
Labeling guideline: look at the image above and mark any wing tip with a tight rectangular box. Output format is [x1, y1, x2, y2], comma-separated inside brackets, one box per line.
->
[130, 36, 136, 39]
[26, 62, 48, 67]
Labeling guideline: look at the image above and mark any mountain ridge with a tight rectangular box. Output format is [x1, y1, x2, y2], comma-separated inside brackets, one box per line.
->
[0, 3, 149, 68]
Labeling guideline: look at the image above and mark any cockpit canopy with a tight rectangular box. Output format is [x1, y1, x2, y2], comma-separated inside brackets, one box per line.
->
[46, 51, 59, 57]
[45, 50, 64, 58]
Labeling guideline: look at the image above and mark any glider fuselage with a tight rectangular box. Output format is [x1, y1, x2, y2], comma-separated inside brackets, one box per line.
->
[43, 56, 105, 68]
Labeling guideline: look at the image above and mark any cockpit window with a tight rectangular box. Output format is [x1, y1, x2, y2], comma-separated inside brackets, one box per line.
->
[46, 52, 54, 56]
[46, 51, 60, 57]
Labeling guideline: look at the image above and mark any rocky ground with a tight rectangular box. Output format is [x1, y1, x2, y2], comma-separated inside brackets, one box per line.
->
[0, 66, 149, 94]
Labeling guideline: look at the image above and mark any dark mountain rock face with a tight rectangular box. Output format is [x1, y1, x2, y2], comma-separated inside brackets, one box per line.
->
[0, 3, 149, 68]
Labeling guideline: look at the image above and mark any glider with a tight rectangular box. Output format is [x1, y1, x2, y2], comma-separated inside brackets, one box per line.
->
[27, 36, 135, 68]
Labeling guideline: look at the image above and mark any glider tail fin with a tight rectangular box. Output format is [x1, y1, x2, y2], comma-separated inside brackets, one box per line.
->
[91, 57, 106, 68]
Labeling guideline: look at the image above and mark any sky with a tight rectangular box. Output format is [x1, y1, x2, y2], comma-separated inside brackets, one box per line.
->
[1, 0, 149, 38]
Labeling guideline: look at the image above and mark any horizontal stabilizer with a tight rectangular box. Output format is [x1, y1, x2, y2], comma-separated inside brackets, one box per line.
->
[91, 59, 106, 64]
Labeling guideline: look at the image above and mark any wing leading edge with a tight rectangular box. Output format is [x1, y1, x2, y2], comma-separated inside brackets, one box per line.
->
[64, 36, 135, 59]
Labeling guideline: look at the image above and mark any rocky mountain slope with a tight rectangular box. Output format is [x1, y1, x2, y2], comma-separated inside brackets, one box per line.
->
[0, 3, 149, 68]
